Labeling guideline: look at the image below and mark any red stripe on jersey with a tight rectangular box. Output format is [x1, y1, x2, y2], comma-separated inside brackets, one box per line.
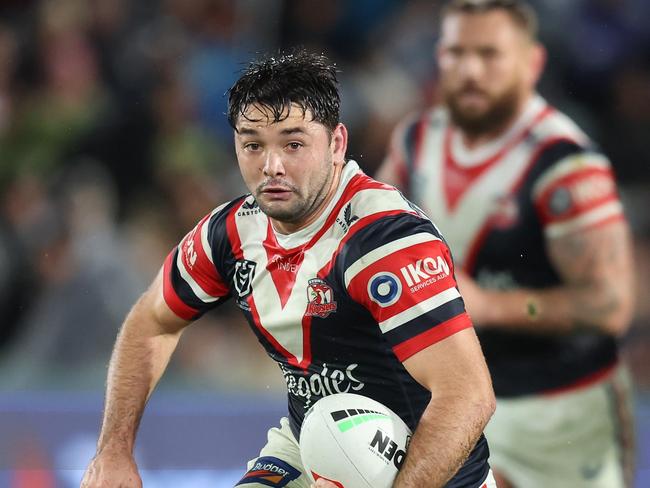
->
[535, 167, 620, 225]
[392, 312, 472, 362]
[346, 240, 456, 324]
[226, 202, 244, 258]
[542, 361, 616, 396]
[180, 213, 230, 298]
[307, 172, 393, 250]
[463, 135, 577, 273]
[264, 223, 302, 308]
[162, 249, 199, 320]
[443, 106, 554, 211]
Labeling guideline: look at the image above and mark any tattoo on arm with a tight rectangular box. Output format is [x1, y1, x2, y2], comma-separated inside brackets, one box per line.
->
[546, 221, 634, 333]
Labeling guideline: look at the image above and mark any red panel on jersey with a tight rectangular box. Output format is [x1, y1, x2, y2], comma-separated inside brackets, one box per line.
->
[346, 240, 457, 325]
[535, 166, 621, 226]
[162, 249, 200, 320]
[179, 214, 230, 297]
[393, 313, 472, 361]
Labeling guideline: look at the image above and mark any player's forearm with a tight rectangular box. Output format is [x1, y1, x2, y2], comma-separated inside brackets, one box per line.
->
[96, 295, 183, 454]
[479, 281, 633, 335]
[393, 395, 494, 488]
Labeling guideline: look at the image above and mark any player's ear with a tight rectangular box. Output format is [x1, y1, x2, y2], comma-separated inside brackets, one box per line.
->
[331, 123, 348, 166]
[528, 42, 546, 88]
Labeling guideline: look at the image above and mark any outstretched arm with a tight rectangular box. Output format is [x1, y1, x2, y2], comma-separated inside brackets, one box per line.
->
[81, 269, 191, 488]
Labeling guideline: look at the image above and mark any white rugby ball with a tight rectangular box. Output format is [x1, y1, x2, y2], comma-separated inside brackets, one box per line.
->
[300, 393, 412, 488]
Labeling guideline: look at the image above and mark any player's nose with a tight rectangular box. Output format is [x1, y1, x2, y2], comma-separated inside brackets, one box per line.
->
[263, 151, 286, 177]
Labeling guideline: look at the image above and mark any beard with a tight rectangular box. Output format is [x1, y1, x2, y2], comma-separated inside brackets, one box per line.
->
[444, 81, 522, 138]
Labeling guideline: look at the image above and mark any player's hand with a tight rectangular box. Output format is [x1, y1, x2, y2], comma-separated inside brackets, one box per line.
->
[80, 449, 142, 488]
[455, 270, 492, 326]
[311, 479, 340, 488]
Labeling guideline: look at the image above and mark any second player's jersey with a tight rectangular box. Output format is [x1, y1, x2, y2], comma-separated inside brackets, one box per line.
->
[163, 161, 490, 486]
[385, 95, 625, 396]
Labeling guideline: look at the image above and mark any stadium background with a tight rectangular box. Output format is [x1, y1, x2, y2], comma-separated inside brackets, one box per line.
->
[0, 0, 648, 486]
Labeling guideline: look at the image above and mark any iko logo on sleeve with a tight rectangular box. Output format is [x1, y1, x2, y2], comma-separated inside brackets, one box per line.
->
[400, 256, 450, 291]
[367, 272, 402, 307]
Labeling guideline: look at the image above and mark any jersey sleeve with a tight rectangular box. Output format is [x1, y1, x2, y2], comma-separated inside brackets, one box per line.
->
[532, 151, 625, 239]
[162, 208, 231, 320]
[343, 216, 472, 362]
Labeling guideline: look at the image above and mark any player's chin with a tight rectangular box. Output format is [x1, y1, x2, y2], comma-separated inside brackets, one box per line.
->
[260, 201, 301, 222]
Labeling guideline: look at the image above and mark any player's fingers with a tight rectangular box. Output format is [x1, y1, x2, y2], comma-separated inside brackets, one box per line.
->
[312, 480, 338, 488]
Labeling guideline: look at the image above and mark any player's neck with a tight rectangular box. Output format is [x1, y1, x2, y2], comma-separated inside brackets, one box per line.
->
[459, 95, 532, 150]
[271, 163, 344, 235]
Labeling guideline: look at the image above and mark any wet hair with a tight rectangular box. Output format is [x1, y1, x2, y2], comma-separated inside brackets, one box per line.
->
[227, 49, 340, 132]
[442, 0, 538, 40]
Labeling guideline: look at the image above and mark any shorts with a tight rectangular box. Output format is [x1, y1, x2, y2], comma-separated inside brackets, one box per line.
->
[484, 364, 635, 488]
[234, 416, 497, 487]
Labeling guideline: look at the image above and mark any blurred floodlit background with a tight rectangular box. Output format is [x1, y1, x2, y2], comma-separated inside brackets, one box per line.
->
[0, 0, 648, 487]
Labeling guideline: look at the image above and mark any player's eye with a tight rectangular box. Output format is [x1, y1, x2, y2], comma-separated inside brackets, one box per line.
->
[287, 142, 303, 151]
[479, 47, 499, 59]
[244, 142, 261, 151]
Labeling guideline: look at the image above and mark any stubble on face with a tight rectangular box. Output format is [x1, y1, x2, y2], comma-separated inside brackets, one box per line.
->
[254, 153, 334, 225]
[443, 79, 522, 138]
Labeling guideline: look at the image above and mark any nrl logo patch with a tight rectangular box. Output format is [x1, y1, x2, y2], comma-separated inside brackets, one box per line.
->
[306, 278, 337, 318]
[234, 259, 256, 309]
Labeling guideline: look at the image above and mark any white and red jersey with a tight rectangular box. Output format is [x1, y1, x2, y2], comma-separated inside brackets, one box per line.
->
[385, 95, 625, 396]
[163, 161, 490, 486]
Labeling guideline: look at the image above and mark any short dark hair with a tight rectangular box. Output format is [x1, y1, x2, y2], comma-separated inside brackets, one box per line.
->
[227, 49, 340, 132]
[442, 0, 538, 40]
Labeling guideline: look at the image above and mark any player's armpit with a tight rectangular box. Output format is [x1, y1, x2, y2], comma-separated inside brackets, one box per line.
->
[545, 219, 634, 335]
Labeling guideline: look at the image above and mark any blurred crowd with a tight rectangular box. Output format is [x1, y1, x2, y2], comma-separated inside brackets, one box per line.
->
[0, 0, 648, 393]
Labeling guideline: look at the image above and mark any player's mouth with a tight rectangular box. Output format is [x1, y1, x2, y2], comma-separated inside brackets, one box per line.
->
[260, 185, 294, 200]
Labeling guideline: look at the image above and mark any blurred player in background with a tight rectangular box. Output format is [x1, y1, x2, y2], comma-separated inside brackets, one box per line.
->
[80, 50, 497, 488]
[378, 0, 636, 487]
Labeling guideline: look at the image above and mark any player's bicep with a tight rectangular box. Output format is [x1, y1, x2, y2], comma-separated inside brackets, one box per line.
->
[402, 327, 492, 399]
[546, 219, 633, 289]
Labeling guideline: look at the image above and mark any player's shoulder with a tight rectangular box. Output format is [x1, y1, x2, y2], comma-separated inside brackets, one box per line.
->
[528, 99, 593, 151]
[392, 106, 446, 142]
[208, 194, 254, 220]
[526, 99, 612, 176]
[201, 194, 254, 236]
[341, 163, 444, 247]
[345, 162, 422, 219]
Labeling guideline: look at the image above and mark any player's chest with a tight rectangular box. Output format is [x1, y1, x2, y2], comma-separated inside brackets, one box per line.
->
[230, 241, 341, 328]
[412, 136, 535, 262]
